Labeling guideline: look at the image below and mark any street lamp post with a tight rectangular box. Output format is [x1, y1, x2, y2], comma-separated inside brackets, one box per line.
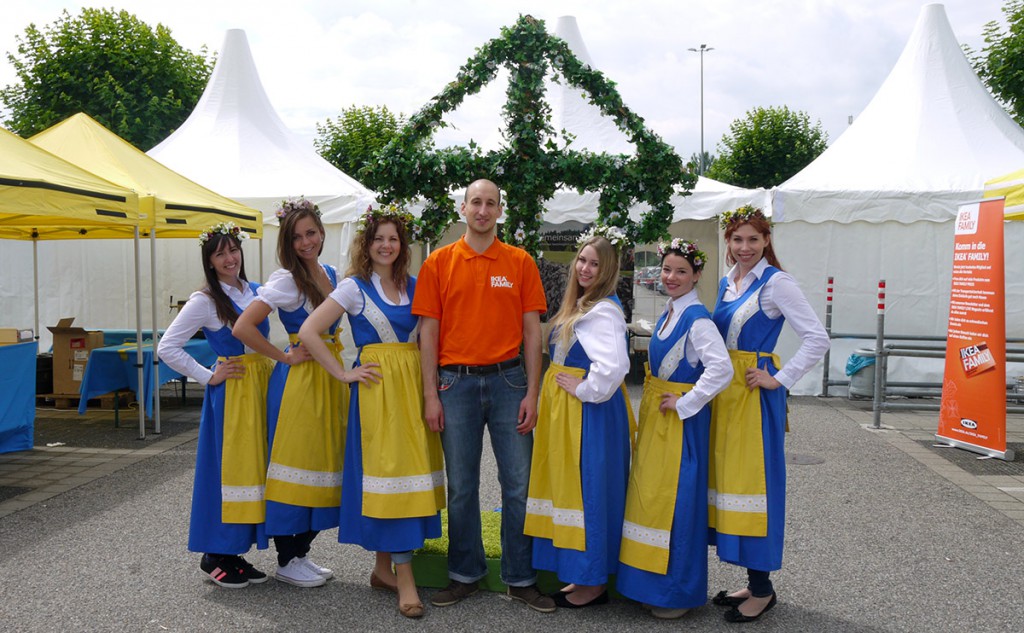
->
[688, 44, 713, 175]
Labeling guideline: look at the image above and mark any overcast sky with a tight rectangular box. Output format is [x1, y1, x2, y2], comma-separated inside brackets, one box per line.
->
[0, 0, 1010, 160]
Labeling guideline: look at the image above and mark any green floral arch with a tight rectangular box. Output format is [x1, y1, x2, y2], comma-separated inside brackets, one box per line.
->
[367, 14, 694, 256]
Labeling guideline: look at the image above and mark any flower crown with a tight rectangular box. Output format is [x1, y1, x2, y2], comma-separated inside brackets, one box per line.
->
[657, 238, 707, 270]
[357, 203, 414, 235]
[718, 205, 770, 230]
[198, 221, 249, 246]
[275, 196, 320, 220]
[577, 223, 630, 249]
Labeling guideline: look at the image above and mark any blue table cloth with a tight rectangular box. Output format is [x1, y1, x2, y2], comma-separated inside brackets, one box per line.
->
[101, 329, 165, 347]
[77, 339, 216, 417]
[0, 341, 37, 454]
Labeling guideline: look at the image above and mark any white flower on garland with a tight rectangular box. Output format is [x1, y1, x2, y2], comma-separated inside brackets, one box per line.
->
[577, 223, 629, 249]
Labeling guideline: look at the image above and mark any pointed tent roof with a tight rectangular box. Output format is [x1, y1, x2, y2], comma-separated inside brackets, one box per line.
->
[550, 16, 634, 155]
[30, 113, 262, 238]
[0, 125, 140, 240]
[148, 29, 374, 224]
[775, 3, 1024, 224]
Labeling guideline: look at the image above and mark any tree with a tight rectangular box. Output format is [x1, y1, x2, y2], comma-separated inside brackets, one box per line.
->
[1, 8, 213, 150]
[705, 105, 828, 188]
[969, 0, 1024, 126]
[314, 105, 406, 184]
[687, 150, 715, 176]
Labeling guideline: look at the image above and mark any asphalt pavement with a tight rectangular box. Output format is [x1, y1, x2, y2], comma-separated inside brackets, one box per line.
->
[1, 390, 1023, 632]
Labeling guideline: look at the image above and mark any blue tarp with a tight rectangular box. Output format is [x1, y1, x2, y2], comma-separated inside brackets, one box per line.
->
[0, 341, 36, 454]
[845, 353, 876, 377]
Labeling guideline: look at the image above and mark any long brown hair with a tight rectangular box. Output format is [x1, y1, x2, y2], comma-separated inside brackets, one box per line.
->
[549, 236, 620, 350]
[724, 214, 784, 270]
[201, 232, 249, 327]
[345, 219, 410, 292]
[277, 206, 329, 308]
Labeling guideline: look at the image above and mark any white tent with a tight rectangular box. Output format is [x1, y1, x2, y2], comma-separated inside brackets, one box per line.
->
[148, 29, 375, 281]
[772, 3, 1024, 394]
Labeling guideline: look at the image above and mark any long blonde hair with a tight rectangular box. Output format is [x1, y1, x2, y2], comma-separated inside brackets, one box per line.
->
[549, 236, 620, 350]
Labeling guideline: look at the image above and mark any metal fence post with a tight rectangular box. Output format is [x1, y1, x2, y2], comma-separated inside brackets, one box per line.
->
[872, 280, 886, 429]
[821, 276, 834, 396]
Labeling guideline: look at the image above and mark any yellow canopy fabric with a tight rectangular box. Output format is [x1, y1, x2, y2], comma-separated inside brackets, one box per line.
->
[29, 113, 262, 238]
[0, 125, 141, 240]
[983, 168, 1024, 221]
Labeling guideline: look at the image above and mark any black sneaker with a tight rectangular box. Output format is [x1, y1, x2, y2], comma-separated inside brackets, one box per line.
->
[231, 555, 268, 584]
[200, 554, 249, 589]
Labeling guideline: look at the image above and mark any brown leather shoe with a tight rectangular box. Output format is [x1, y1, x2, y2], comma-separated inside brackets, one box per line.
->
[430, 580, 479, 607]
[370, 572, 398, 593]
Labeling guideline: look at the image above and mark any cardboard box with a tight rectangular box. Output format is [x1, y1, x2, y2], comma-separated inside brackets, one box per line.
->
[46, 318, 105, 395]
[0, 327, 34, 345]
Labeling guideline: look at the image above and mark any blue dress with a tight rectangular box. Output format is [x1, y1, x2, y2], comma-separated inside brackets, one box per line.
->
[189, 281, 271, 555]
[616, 304, 713, 608]
[532, 297, 632, 586]
[265, 265, 342, 536]
[338, 276, 442, 551]
[710, 267, 788, 572]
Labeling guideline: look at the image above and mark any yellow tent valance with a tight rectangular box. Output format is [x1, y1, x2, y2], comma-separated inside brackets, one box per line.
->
[983, 168, 1024, 221]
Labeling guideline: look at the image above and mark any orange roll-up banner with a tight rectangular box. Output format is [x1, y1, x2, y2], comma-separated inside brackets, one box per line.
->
[937, 199, 1010, 459]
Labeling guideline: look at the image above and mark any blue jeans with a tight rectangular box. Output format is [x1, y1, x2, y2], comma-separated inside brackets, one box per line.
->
[437, 365, 536, 587]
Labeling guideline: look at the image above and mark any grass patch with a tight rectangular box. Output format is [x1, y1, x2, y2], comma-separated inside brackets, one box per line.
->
[418, 508, 503, 558]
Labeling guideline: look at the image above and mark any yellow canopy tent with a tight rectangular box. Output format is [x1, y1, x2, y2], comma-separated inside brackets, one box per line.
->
[983, 168, 1024, 220]
[29, 113, 262, 238]
[0, 124, 150, 437]
[29, 113, 263, 435]
[0, 125, 140, 239]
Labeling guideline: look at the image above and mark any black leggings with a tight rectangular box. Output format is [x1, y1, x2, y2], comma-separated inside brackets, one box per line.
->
[274, 530, 318, 567]
[747, 568, 773, 597]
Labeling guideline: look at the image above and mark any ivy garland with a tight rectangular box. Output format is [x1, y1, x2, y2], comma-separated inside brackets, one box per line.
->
[366, 14, 694, 256]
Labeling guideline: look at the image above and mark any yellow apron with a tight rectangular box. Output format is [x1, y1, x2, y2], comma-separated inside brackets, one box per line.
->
[708, 349, 779, 537]
[524, 364, 587, 551]
[358, 342, 446, 518]
[264, 333, 348, 508]
[221, 353, 274, 523]
[619, 369, 692, 573]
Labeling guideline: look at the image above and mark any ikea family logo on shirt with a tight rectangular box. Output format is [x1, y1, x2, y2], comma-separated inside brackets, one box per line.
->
[491, 275, 514, 288]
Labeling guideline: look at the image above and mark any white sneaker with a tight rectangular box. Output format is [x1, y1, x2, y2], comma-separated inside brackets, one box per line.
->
[275, 558, 327, 587]
[298, 557, 334, 580]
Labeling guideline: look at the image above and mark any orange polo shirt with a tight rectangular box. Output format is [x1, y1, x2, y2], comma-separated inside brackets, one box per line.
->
[413, 237, 546, 367]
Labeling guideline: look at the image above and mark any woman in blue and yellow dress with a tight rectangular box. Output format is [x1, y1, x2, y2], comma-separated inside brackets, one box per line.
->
[616, 238, 732, 619]
[159, 222, 275, 589]
[708, 206, 828, 623]
[524, 230, 633, 609]
[300, 206, 444, 619]
[233, 197, 347, 589]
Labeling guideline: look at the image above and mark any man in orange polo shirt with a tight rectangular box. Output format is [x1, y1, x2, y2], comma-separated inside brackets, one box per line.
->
[413, 178, 553, 612]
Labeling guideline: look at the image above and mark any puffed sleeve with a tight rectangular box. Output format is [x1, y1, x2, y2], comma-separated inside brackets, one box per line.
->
[573, 301, 630, 403]
[255, 269, 303, 312]
[763, 272, 830, 389]
[675, 318, 732, 420]
[158, 291, 216, 386]
[328, 277, 364, 314]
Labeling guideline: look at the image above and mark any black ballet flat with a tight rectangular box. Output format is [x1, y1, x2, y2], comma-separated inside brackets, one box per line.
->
[724, 593, 777, 623]
[712, 590, 748, 607]
[552, 590, 609, 609]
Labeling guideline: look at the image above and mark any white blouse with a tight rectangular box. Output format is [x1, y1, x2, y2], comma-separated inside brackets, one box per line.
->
[255, 265, 338, 312]
[569, 300, 631, 404]
[722, 257, 829, 389]
[157, 281, 260, 387]
[656, 289, 733, 420]
[328, 273, 410, 314]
